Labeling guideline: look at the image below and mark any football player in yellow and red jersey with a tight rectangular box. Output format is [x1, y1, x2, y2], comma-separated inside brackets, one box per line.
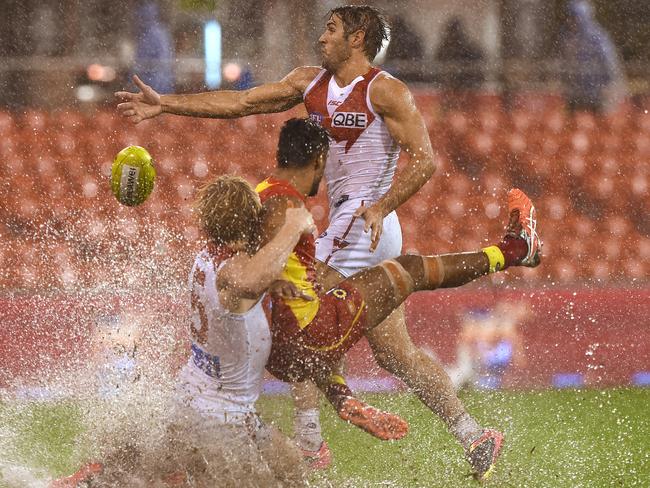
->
[256, 173, 411, 446]
[256, 118, 541, 480]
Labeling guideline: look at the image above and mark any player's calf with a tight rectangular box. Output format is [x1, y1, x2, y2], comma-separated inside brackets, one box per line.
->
[421, 188, 542, 288]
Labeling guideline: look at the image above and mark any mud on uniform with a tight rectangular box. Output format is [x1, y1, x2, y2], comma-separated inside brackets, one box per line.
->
[304, 67, 402, 277]
[176, 244, 271, 433]
[256, 177, 369, 383]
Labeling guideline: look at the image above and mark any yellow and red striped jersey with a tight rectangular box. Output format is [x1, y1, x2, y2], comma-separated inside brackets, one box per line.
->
[256, 177, 320, 328]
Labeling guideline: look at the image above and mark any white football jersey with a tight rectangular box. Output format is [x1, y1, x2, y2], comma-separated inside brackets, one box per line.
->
[304, 67, 400, 210]
[176, 246, 271, 425]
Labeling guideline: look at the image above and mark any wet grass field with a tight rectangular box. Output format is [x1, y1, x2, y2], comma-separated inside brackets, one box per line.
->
[1, 388, 649, 487]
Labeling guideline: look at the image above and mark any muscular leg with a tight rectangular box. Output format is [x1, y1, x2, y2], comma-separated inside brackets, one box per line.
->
[346, 251, 493, 331]
[365, 303, 481, 448]
[366, 305, 466, 425]
[300, 250, 498, 443]
[296, 251, 503, 445]
[291, 262, 347, 461]
[288, 250, 523, 448]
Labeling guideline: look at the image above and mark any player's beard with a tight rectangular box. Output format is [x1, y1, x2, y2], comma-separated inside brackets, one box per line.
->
[321, 44, 352, 73]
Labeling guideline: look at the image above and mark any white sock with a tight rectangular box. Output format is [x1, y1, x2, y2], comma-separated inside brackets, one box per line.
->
[293, 408, 323, 452]
[450, 413, 482, 450]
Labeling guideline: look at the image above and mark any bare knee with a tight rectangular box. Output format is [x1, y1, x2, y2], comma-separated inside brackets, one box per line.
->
[366, 306, 413, 372]
[369, 329, 420, 373]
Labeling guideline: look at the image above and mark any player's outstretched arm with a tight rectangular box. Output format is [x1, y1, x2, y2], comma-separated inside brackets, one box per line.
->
[355, 76, 436, 251]
[115, 67, 320, 124]
[218, 206, 315, 307]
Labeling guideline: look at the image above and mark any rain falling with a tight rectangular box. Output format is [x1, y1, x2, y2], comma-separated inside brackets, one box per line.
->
[0, 1, 649, 487]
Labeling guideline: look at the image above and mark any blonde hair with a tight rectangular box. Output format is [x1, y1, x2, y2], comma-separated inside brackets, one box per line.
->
[193, 175, 262, 248]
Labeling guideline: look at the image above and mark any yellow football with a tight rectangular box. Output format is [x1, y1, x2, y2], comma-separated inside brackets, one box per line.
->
[110, 145, 156, 206]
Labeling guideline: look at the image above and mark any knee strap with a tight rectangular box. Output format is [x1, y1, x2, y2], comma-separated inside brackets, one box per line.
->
[422, 255, 445, 288]
[379, 259, 414, 303]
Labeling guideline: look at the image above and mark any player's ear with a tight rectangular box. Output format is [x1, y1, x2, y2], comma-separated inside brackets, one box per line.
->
[349, 29, 365, 49]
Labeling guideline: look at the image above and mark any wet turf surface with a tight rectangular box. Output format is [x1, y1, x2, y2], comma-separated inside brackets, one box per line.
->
[1, 388, 649, 487]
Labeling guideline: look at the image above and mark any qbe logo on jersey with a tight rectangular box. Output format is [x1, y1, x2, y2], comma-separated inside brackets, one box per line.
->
[332, 112, 368, 129]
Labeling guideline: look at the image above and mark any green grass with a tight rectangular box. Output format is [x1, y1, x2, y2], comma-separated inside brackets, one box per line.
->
[0, 401, 85, 485]
[2, 389, 649, 487]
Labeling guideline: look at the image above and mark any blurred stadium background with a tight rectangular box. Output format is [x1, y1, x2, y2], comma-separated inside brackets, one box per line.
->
[1, 0, 649, 395]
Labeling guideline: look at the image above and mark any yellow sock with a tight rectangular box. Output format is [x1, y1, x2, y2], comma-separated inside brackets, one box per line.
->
[482, 245, 505, 273]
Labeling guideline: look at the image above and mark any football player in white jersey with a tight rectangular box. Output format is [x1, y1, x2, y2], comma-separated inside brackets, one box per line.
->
[173, 175, 316, 486]
[50, 176, 315, 487]
[115, 4, 496, 474]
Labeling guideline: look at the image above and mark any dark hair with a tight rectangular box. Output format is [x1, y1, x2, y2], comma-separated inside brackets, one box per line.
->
[328, 5, 390, 61]
[276, 118, 330, 168]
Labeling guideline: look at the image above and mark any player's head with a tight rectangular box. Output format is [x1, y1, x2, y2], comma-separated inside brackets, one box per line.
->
[320, 5, 390, 70]
[277, 118, 330, 196]
[194, 175, 262, 251]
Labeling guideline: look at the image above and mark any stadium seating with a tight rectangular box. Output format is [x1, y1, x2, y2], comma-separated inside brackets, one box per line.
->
[0, 93, 648, 291]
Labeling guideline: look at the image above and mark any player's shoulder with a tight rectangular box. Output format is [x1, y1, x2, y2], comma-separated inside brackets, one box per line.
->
[371, 72, 411, 98]
[284, 66, 325, 92]
[369, 72, 415, 113]
[262, 192, 303, 212]
[257, 178, 305, 203]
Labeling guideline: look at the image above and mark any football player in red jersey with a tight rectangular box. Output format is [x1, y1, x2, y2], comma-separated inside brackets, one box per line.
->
[115, 6, 527, 479]
[255, 118, 540, 480]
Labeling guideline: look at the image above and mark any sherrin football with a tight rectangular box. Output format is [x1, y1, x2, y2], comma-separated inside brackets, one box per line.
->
[110, 145, 156, 206]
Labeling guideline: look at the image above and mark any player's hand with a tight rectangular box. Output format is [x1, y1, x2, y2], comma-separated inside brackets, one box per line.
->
[354, 203, 385, 252]
[285, 206, 316, 235]
[115, 75, 162, 124]
[269, 280, 314, 301]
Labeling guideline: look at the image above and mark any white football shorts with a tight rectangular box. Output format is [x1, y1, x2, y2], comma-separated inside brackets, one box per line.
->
[315, 197, 402, 278]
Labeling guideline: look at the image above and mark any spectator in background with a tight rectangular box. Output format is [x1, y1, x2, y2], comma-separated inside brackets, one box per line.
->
[134, 1, 175, 94]
[444, 303, 528, 391]
[434, 17, 485, 91]
[234, 68, 255, 90]
[561, 0, 626, 113]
